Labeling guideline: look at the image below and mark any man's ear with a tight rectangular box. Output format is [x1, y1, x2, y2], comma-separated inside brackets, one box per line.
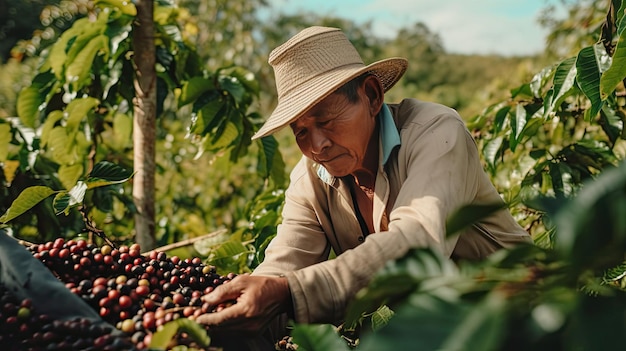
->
[362, 75, 384, 116]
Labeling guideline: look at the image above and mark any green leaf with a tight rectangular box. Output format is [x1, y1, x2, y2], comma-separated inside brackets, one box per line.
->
[545, 57, 577, 117]
[150, 318, 210, 350]
[47, 127, 73, 164]
[600, 21, 626, 99]
[16, 86, 44, 129]
[192, 229, 231, 256]
[0, 123, 11, 162]
[207, 240, 250, 261]
[0, 186, 57, 223]
[576, 45, 604, 120]
[40, 110, 65, 148]
[439, 292, 508, 351]
[112, 112, 132, 149]
[66, 35, 109, 92]
[205, 121, 238, 151]
[483, 136, 503, 171]
[65, 97, 100, 134]
[359, 291, 470, 351]
[552, 159, 626, 271]
[509, 103, 527, 151]
[179, 76, 214, 107]
[493, 106, 510, 134]
[53, 181, 88, 215]
[290, 324, 350, 351]
[58, 164, 84, 190]
[370, 305, 395, 331]
[86, 161, 133, 188]
[446, 202, 506, 236]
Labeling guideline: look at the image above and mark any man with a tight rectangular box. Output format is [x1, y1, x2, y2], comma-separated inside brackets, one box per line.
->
[197, 25, 531, 343]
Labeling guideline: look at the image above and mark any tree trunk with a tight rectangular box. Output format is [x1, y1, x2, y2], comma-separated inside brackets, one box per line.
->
[131, 0, 157, 251]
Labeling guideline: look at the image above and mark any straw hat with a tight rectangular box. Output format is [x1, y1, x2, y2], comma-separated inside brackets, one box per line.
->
[251, 26, 408, 140]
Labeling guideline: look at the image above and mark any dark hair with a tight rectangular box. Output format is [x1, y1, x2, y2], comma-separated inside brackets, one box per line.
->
[335, 73, 371, 103]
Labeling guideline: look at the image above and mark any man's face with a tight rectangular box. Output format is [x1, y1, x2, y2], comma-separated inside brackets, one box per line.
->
[289, 85, 376, 177]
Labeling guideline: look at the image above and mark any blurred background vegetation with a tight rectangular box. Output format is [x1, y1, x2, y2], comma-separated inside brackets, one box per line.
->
[0, 0, 613, 257]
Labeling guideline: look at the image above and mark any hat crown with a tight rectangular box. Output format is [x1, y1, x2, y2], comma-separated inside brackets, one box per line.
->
[269, 26, 365, 99]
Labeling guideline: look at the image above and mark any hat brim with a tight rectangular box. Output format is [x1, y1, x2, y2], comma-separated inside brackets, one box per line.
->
[251, 57, 408, 140]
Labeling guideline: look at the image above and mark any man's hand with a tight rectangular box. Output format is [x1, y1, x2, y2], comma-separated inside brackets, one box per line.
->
[195, 274, 291, 334]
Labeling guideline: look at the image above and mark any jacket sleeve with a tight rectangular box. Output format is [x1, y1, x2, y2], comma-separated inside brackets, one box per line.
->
[252, 158, 332, 277]
[284, 111, 486, 324]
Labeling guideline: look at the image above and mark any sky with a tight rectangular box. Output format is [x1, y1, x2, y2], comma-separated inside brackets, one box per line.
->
[263, 0, 559, 56]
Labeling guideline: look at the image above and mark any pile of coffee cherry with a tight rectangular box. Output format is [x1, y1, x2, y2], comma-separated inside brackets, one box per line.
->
[0, 282, 137, 350]
[22, 238, 237, 350]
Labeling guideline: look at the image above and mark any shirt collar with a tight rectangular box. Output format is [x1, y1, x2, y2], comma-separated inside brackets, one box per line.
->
[316, 103, 400, 186]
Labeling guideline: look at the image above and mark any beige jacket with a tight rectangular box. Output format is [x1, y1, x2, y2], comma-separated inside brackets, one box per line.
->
[253, 98, 531, 324]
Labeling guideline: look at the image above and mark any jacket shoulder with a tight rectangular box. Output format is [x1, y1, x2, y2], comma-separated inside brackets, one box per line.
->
[387, 98, 462, 129]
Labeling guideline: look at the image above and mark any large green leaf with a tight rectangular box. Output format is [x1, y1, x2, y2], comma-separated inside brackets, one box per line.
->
[65, 97, 100, 134]
[58, 164, 84, 190]
[53, 181, 88, 215]
[509, 103, 527, 151]
[600, 13, 626, 100]
[0, 186, 57, 223]
[356, 291, 470, 351]
[66, 35, 109, 92]
[16, 86, 44, 129]
[178, 76, 215, 107]
[290, 324, 351, 351]
[149, 318, 210, 350]
[576, 45, 604, 120]
[482, 136, 503, 171]
[47, 127, 74, 165]
[345, 249, 458, 327]
[0, 123, 11, 162]
[545, 56, 577, 117]
[86, 161, 133, 188]
[552, 159, 626, 272]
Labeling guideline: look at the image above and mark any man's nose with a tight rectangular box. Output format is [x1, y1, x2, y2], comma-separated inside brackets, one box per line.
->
[310, 128, 330, 155]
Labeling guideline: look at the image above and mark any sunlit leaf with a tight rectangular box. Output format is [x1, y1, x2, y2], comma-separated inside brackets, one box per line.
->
[207, 240, 250, 261]
[3, 160, 19, 185]
[40, 110, 65, 148]
[16, 86, 44, 129]
[600, 19, 626, 99]
[150, 318, 210, 350]
[483, 136, 503, 171]
[205, 121, 238, 151]
[370, 305, 395, 331]
[510, 103, 527, 151]
[65, 97, 100, 133]
[576, 45, 604, 120]
[87, 161, 133, 186]
[58, 164, 84, 190]
[545, 57, 577, 117]
[0, 186, 57, 223]
[66, 35, 109, 92]
[0, 123, 11, 162]
[112, 112, 132, 149]
[179, 76, 214, 107]
[291, 324, 350, 351]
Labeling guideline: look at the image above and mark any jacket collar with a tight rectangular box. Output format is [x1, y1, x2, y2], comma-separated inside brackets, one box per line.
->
[316, 103, 400, 186]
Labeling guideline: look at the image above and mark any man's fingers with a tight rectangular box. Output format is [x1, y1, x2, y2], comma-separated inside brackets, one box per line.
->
[195, 303, 244, 327]
[202, 281, 242, 305]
